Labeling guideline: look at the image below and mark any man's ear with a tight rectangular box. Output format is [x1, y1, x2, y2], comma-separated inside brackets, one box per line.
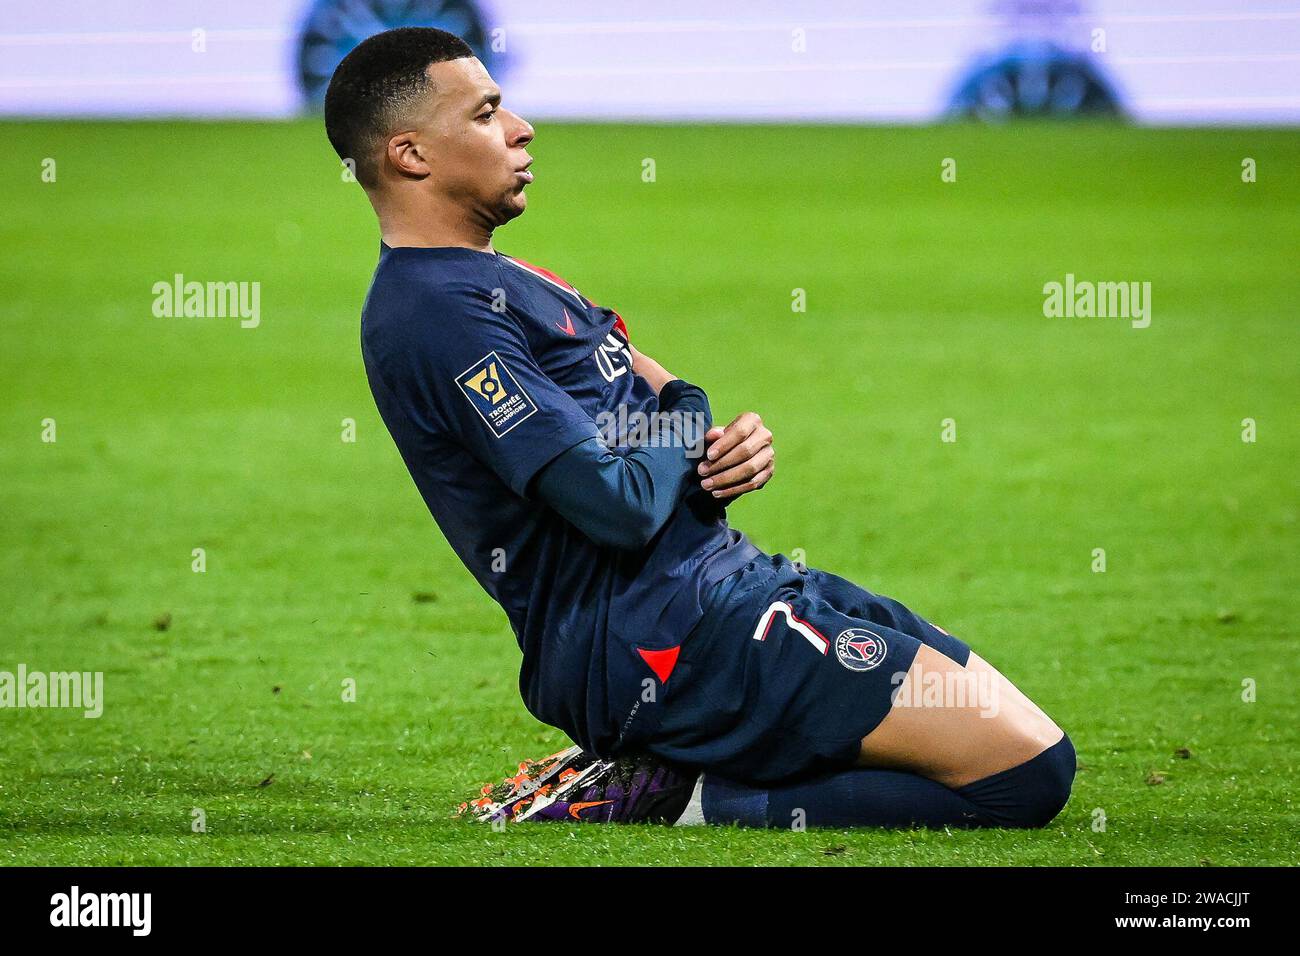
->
[386, 132, 431, 179]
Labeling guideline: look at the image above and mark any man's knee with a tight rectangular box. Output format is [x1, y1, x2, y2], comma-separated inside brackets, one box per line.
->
[1020, 732, 1076, 827]
[956, 732, 1076, 828]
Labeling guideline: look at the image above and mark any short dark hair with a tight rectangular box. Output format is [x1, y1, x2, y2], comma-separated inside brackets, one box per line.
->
[324, 27, 475, 188]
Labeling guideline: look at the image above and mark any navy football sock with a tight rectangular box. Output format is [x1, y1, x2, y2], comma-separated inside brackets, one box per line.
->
[954, 732, 1076, 828]
[702, 767, 992, 829]
[701, 734, 1075, 829]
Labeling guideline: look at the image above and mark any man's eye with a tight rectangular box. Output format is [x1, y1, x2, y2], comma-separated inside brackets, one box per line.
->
[477, 109, 496, 122]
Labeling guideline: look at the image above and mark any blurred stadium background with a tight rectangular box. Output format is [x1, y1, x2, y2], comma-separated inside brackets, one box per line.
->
[1, 2, 1296, 865]
[4, 0, 1300, 123]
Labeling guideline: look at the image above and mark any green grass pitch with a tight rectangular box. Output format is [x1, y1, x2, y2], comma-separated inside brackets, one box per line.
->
[1, 120, 1296, 865]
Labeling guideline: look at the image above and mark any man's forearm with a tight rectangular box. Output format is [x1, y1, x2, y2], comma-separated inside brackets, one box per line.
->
[533, 379, 712, 550]
[630, 343, 776, 501]
[627, 343, 677, 396]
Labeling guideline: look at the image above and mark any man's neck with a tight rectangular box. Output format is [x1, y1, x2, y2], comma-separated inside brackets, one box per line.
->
[373, 193, 495, 253]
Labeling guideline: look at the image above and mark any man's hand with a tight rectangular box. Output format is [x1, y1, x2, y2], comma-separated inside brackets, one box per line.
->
[697, 412, 775, 500]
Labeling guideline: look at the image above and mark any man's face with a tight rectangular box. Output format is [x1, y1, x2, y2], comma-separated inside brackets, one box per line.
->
[408, 57, 535, 226]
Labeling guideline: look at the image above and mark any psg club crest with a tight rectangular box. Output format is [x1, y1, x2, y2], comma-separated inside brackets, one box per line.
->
[834, 627, 887, 672]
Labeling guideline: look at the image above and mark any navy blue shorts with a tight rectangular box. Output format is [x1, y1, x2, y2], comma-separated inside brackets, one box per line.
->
[645, 552, 972, 785]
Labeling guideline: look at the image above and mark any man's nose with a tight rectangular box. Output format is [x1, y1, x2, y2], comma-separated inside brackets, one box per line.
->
[505, 110, 534, 146]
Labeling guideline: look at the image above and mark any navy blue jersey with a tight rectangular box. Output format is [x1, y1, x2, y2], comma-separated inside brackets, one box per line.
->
[360, 244, 760, 753]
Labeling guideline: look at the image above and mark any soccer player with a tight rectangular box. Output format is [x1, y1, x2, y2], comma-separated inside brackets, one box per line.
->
[325, 28, 1075, 829]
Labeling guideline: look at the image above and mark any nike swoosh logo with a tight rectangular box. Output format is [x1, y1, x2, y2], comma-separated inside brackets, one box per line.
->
[555, 309, 576, 336]
[568, 799, 614, 820]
